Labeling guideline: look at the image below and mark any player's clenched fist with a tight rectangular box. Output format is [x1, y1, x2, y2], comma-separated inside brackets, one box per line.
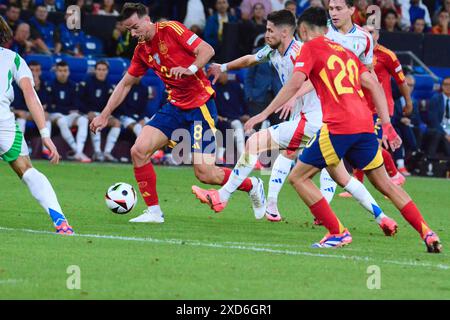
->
[90, 114, 109, 133]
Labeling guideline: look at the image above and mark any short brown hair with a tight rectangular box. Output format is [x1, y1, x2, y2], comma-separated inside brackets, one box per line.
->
[0, 16, 13, 45]
[118, 2, 148, 22]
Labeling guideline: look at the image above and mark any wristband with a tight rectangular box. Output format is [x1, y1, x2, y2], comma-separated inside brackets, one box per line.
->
[220, 63, 228, 72]
[39, 127, 50, 138]
[188, 64, 198, 74]
[382, 123, 397, 140]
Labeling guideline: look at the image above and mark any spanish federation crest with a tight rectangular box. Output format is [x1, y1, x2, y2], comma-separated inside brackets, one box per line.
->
[158, 40, 168, 55]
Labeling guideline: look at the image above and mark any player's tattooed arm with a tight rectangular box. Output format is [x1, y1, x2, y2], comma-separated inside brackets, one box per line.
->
[207, 55, 259, 85]
[245, 71, 306, 132]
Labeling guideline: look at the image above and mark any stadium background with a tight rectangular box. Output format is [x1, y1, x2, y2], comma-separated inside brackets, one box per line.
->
[1, 0, 450, 177]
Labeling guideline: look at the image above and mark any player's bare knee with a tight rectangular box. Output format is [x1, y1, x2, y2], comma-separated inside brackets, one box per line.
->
[130, 144, 148, 163]
[10, 156, 33, 178]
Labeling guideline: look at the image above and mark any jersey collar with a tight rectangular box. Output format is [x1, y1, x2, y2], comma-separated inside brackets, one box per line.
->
[330, 21, 357, 34]
[283, 39, 295, 56]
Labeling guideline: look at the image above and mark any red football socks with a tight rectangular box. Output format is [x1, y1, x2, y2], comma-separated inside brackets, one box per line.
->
[309, 197, 344, 234]
[400, 201, 430, 238]
[353, 169, 365, 182]
[134, 162, 159, 206]
[221, 167, 253, 192]
[382, 148, 398, 178]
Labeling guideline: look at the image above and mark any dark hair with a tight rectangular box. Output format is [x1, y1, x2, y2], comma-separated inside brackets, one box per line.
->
[0, 16, 13, 45]
[284, 0, 296, 7]
[384, 8, 398, 18]
[28, 61, 41, 67]
[95, 60, 109, 69]
[267, 9, 296, 29]
[118, 2, 148, 22]
[35, 5, 46, 12]
[345, 0, 354, 7]
[7, 4, 21, 11]
[298, 7, 328, 28]
[56, 61, 69, 68]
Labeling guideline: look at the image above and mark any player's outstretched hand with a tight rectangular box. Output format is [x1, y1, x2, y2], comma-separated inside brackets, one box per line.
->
[382, 123, 402, 151]
[42, 137, 60, 164]
[207, 63, 221, 85]
[90, 114, 108, 134]
[275, 98, 296, 120]
[170, 66, 193, 79]
[244, 113, 267, 133]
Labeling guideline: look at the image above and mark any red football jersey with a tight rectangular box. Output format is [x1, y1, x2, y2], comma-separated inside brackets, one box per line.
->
[128, 21, 215, 110]
[294, 36, 374, 134]
[365, 44, 406, 116]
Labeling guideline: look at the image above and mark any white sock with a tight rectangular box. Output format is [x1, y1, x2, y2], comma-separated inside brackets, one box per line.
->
[90, 131, 102, 153]
[42, 120, 52, 151]
[396, 159, 405, 169]
[320, 169, 338, 203]
[22, 168, 67, 227]
[148, 204, 162, 214]
[231, 119, 245, 157]
[344, 177, 387, 224]
[105, 127, 120, 154]
[219, 153, 258, 202]
[133, 123, 142, 136]
[17, 118, 26, 133]
[75, 116, 88, 154]
[267, 154, 293, 204]
[57, 117, 77, 152]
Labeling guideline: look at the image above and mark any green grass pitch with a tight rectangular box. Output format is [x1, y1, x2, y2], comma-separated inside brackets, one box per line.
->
[0, 160, 449, 299]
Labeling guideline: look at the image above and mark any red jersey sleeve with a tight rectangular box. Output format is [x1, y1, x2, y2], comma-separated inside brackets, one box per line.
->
[128, 44, 148, 77]
[356, 56, 369, 77]
[163, 21, 203, 53]
[293, 43, 314, 78]
[385, 50, 406, 85]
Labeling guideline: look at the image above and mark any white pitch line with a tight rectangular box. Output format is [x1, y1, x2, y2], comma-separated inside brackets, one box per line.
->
[0, 226, 448, 270]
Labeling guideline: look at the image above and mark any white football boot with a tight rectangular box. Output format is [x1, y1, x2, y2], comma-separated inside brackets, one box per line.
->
[249, 177, 266, 220]
[129, 207, 164, 223]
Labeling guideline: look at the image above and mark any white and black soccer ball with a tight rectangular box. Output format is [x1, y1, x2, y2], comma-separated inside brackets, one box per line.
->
[105, 182, 137, 214]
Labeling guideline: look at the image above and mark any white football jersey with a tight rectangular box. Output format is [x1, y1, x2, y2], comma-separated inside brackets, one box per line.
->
[326, 21, 374, 66]
[254, 39, 322, 126]
[0, 47, 33, 121]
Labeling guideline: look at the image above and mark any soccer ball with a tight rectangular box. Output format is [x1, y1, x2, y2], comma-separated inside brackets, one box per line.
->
[105, 182, 137, 214]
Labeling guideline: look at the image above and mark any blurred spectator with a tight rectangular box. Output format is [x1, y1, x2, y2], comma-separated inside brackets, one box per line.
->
[3, 4, 23, 31]
[79, 60, 120, 162]
[240, 0, 272, 20]
[391, 75, 420, 176]
[352, 0, 369, 26]
[9, 22, 37, 55]
[18, 0, 34, 20]
[409, 0, 432, 28]
[47, 61, 91, 162]
[98, 0, 119, 16]
[425, 76, 450, 158]
[109, 20, 137, 59]
[296, 0, 311, 16]
[251, 2, 267, 25]
[284, 0, 297, 16]
[58, 20, 86, 56]
[204, 0, 238, 54]
[382, 8, 402, 31]
[29, 5, 61, 53]
[412, 17, 427, 32]
[431, 8, 450, 34]
[213, 72, 249, 162]
[44, 0, 65, 12]
[271, 0, 289, 11]
[183, 0, 207, 32]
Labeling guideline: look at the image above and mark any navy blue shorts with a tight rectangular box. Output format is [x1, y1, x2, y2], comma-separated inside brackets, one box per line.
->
[300, 124, 384, 170]
[147, 98, 217, 154]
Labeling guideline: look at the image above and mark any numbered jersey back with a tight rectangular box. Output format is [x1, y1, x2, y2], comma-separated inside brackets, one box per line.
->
[293, 36, 374, 135]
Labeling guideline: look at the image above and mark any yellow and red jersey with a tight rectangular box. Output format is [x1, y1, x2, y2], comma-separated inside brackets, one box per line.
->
[294, 36, 373, 135]
[128, 21, 214, 110]
[366, 44, 406, 116]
